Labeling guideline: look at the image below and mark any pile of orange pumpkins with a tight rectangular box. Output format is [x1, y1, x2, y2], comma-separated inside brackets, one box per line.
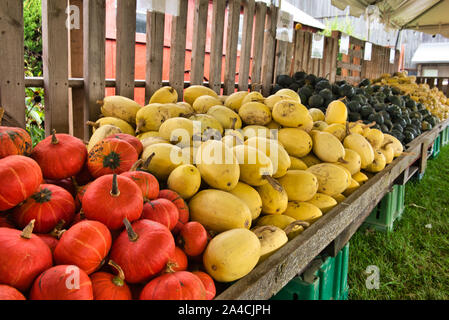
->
[0, 123, 215, 300]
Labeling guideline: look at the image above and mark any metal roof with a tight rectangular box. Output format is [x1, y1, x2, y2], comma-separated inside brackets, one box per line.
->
[330, 0, 449, 38]
[281, 0, 326, 30]
[411, 42, 449, 63]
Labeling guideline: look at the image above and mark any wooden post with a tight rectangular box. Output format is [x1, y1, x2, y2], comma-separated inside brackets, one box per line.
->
[293, 30, 304, 73]
[146, 11, 165, 104]
[42, 0, 70, 135]
[261, 4, 278, 96]
[0, 0, 26, 128]
[83, 0, 106, 138]
[238, 0, 255, 91]
[190, 0, 209, 85]
[69, 0, 84, 139]
[208, 0, 227, 94]
[250, 1, 267, 92]
[116, 0, 136, 99]
[223, 0, 241, 95]
[169, 0, 189, 100]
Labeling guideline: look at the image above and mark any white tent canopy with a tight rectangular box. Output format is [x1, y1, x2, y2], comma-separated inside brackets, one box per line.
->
[331, 0, 449, 38]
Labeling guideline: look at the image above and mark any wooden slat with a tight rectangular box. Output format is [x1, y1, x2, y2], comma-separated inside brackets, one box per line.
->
[337, 61, 362, 72]
[318, 37, 326, 77]
[261, 4, 278, 96]
[250, 1, 267, 92]
[302, 32, 311, 75]
[169, 0, 189, 100]
[84, 0, 106, 138]
[115, 0, 136, 99]
[0, 0, 25, 128]
[216, 119, 449, 300]
[209, 0, 227, 94]
[348, 48, 363, 59]
[223, 0, 241, 95]
[285, 41, 295, 76]
[69, 0, 84, 139]
[293, 30, 305, 73]
[275, 40, 288, 78]
[190, 0, 209, 85]
[329, 33, 339, 83]
[146, 11, 165, 104]
[42, 0, 69, 135]
[238, 0, 256, 91]
[323, 37, 332, 80]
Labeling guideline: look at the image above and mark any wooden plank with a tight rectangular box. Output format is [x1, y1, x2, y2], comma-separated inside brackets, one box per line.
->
[115, 0, 136, 99]
[190, 0, 209, 85]
[42, 0, 70, 135]
[216, 120, 448, 300]
[329, 37, 338, 83]
[69, 0, 84, 139]
[223, 0, 241, 95]
[146, 11, 165, 104]
[275, 40, 288, 79]
[323, 36, 332, 80]
[250, 1, 267, 92]
[302, 32, 311, 75]
[84, 0, 106, 138]
[337, 61, 362, 72]
[169, 0, 188, 100]
[238, 0, 255, 91]
[0, 0, 25, 128]
[208, 0, 227, 94]
[261, 4, 278, 96]
[285, 41, 295, 76]
[293, 30, 305, 73]
[318, 37, 326, 78]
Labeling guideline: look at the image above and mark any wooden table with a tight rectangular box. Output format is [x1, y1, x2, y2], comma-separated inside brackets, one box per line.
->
[216, 119, 449, 300]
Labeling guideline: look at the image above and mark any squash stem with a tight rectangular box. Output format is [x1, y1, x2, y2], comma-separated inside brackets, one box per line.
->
[21, 219, 36, 239]
[108, 260, 125, 286]
[51, 129, 58, 144]
[123, 218, 139, 242]
[110, 174, 120, 197]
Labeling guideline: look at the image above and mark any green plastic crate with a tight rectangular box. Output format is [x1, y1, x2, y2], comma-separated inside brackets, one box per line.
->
[363, 184, 405, 232]
[271, 243, 350, 300]
[430, 135, 441, 159]
[441, 127, 449, 147]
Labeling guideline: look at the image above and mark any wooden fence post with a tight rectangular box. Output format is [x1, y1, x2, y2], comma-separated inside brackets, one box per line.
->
[146, 11, 165, 104]
[190, 0, 209, 85]
[42, 0, 70, 135]
[238, 0, 255, 91]
[208, 0, 227, 94]
[0, 0, 26, 129]
[250, 1, 267, 92]
[223, 0, 241, 95]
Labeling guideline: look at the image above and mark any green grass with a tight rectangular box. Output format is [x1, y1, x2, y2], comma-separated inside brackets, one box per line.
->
[347, 143, 449, 300]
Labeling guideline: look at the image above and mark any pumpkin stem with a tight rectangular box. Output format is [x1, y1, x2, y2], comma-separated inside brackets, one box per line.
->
[110, 174, 120, 197]
[51, 129, 59, 144]
[108, 260, 125, 286]
[338, 157, 349, 164]
[123, 218, 139, 242]
[0, 107, 4, 123]
[96, 100, 104, 106]
[164, 261, 178, 274]
[252, 225, 278, 239]
[21, 219, 36, 239]
[130, 159, 144, 172]
[50, 219, 66, 239]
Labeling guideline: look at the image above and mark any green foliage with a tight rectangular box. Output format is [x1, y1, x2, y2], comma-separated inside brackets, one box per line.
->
[321, 12, 358, 38]
[24, 0, 42, 77]
[24, 0, 45, 145]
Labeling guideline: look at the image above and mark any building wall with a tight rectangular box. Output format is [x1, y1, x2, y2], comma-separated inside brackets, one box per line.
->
[418, 64, 449, 77]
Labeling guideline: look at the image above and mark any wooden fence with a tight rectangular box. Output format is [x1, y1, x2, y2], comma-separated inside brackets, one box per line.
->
[416, 76, 449, 96]
[1, 0, 400, 141]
